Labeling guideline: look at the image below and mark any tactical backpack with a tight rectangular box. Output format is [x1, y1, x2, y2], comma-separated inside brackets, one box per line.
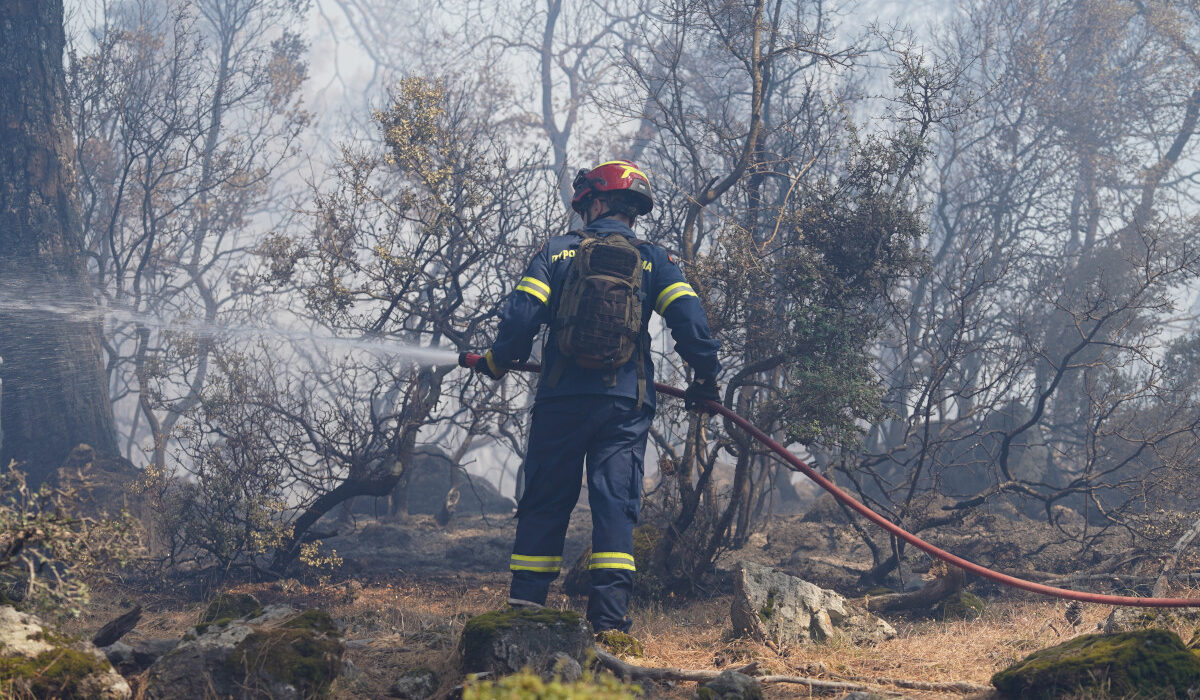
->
[548, 231, 649, 407]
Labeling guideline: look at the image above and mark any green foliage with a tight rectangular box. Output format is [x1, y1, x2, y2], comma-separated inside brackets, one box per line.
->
[991, 629, 1200, 699]
[757, 591, 776, 622]
[594, 630, 643, 658]
[150, 354, 302, 581]
[463, 669, 640, 700]
[774, 138, 928, 447]
[0, 462, 138, 619]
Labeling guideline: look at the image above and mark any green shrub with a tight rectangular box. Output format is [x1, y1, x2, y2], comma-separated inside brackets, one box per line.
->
[463, 669, 640, 700]
[0, 462, 138, 619]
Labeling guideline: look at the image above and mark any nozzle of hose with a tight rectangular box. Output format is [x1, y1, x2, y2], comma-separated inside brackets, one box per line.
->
[459, 352, 481, 369]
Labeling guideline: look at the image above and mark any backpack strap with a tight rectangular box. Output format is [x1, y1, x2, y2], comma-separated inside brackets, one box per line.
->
[546, 230, 586, 388]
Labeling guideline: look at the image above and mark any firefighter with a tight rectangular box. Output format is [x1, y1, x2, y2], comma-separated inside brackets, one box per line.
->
[473, 159, 722, 636]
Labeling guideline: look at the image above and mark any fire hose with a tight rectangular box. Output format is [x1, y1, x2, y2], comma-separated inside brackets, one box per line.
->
[459, 352, 1200, 607]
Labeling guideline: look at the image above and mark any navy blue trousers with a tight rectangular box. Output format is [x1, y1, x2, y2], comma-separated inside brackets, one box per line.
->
[509, 396, 652, 633]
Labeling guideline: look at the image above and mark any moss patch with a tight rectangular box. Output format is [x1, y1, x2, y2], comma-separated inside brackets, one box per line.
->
[195, 618, 234, 635]
[757, 590, 777, 623]
[200, 592, 262, 624]
[595, 630, 643, 658]
[284, 609, 341, 637]
[992, 629, 1200, 699]
[0, 646, 114, 699]
[459, 608, 585, 662]
[937, 590, 985, 621]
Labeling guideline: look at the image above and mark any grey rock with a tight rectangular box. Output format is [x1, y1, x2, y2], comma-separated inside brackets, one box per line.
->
[102, 637, 179, 674]
[546, 652, 583, 682]
[389, 667, 438, 699]
[458, 608, 592, 681]
[0, 605, 131, 699]
[696, 670, 762, 699]
[1101, 606, 1200, 634]
[101, 641, 134, 669]
[0, 605, 55, 658]
[731, 562, 896, 647]
[407, 448, 516, 515]
[142, 604, 343, 699]
[343, 447, 516, 518]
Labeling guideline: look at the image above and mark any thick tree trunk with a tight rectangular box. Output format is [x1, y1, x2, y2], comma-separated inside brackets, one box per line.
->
[0, 0, 117, 485]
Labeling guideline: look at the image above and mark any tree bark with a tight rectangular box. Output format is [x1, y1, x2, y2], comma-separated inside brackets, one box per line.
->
[0, 0, 117, 485]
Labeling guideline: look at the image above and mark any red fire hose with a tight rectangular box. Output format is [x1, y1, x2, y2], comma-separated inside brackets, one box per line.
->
[459, 352, 1200, 606]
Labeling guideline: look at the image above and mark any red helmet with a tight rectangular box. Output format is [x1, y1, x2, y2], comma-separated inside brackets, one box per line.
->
[570, 160, 654, 216]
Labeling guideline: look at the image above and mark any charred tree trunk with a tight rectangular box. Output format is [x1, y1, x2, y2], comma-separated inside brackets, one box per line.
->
[0, 0, 117, 486]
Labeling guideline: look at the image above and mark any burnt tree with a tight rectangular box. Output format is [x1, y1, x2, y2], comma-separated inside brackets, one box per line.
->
[0, 0, 117, 485]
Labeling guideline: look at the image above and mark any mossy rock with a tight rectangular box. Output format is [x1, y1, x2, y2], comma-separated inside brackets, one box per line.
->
[459, 608, 592, 680]
[200, 592, 262, 624]
[936, 590, 985, 621]
[0, 646, 126, 699]
[225, 620, 343, 698]
[696, 669, 763, 700]
[992, 629, 1200, 699]
[0, 606, 129, 699]
[389, 666, 439, 699]
[144, 606, 343, 700]
[562, 526, 664, 599]
[595, 630, 643, 658]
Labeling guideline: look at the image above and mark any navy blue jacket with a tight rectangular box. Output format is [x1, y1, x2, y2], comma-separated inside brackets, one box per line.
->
[489, 218, 721, 410]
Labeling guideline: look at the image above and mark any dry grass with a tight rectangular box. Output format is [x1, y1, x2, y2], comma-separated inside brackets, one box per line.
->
[62, 514, 1200, 699]
[72, 574, 1200, 699]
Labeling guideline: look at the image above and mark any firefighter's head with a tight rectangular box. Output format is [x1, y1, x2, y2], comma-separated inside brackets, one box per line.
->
[571, 160, 653, 224]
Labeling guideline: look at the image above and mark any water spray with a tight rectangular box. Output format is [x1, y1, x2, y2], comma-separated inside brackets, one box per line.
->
[0, 289, 460, 367]
[460, 353, 1200, 607]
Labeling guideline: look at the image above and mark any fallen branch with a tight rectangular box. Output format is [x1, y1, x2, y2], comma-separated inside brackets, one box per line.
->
[758, 674, 990, 693]
[846, 676, 992, 693]
[740, 675, 871, 692]
[592, 648, 758, 683]
[857, 563, 964, 612]
[593, 648, 989, 694]
[92, 605, 141, 647]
